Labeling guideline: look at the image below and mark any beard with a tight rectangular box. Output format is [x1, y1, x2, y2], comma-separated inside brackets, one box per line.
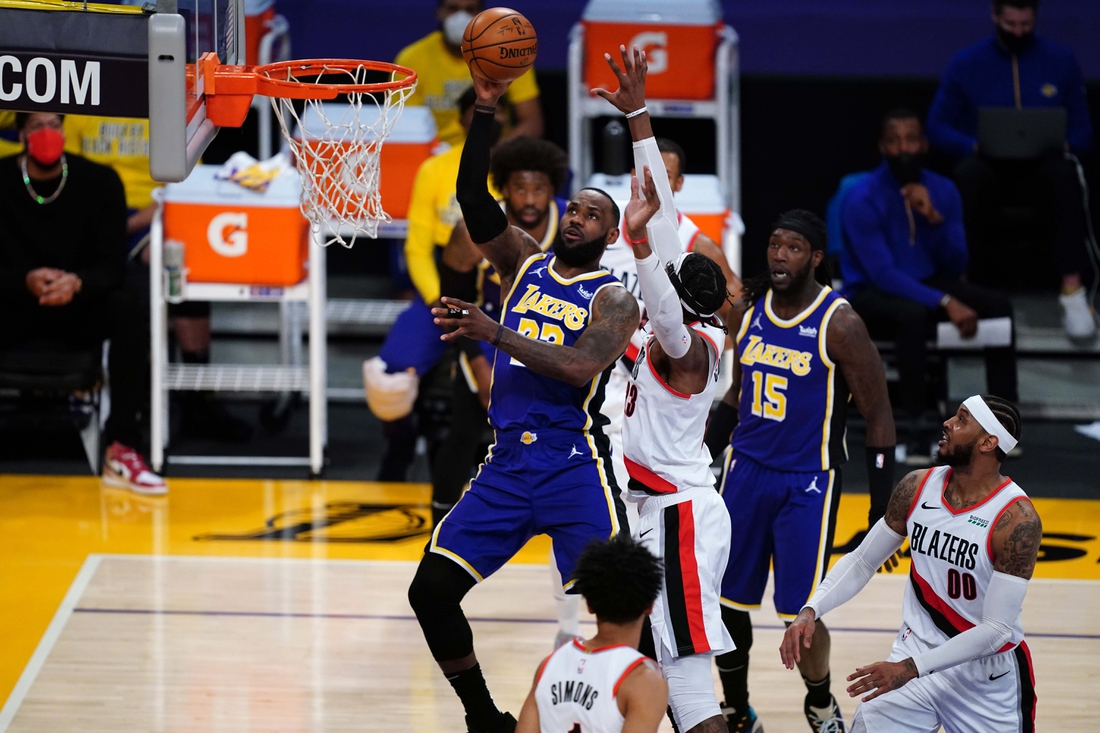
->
[772, 258, 815, 291]
[935, 437, 976, 467]
[552, 230, 607, 267]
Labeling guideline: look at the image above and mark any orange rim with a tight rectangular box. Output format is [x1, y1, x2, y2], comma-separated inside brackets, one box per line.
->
[253, 59, 417, 98]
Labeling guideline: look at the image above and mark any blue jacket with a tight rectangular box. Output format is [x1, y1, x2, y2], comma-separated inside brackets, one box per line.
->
[927, 34, 1093, 158]
[840, 162, 968, 309]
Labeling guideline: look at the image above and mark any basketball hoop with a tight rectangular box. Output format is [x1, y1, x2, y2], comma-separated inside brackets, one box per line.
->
[206, 58, 418, 247]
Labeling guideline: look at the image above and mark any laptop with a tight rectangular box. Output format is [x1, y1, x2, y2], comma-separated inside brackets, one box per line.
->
[977, 107, 1067, 159]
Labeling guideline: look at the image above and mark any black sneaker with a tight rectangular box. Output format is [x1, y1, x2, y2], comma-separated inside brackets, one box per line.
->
[466, 711, 517, 733]
[721, 701, 763, 733]
[804, 694, 845, 733]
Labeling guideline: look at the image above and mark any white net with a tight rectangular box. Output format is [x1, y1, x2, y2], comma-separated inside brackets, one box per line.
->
[267, 64, 416, 248]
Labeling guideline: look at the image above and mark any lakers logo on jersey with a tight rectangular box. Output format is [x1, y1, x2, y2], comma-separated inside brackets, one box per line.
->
[511, 283, 589, 331]
[739, 335, 813, 376]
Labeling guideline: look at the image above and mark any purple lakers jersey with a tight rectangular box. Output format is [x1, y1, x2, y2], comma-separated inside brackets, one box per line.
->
[731, 286, 851, 472]
[489, 252, 624, 433]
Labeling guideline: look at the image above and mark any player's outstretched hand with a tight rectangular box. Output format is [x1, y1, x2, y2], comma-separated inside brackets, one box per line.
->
[623, 167, 661, 243]
[593, 44, 648, 115]
[470, 72, 511, 107]
[432, 297, 500, 343]
[878, 548, 904, 573]
[779, 607, 817, 669]
[846, 658, 918, 702]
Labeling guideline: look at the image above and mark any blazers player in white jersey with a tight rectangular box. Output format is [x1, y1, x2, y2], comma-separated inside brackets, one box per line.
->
[516, 535, 668, 733]
[782, 395, 1039, 733]
[594, 46, 734, 733]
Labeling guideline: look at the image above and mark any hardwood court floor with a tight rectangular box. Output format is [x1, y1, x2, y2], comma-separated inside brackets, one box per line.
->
[1, 475, 1099, 732]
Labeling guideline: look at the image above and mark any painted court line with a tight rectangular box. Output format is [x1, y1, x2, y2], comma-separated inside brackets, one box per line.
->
[0, 555, 102, 733]
[68, 607, 1100, 641]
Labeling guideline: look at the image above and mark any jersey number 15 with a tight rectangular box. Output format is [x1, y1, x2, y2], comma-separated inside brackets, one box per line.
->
[750, 372, 787, 421]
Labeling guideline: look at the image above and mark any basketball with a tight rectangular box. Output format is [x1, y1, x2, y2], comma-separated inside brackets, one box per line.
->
[461, 7, 538, 83]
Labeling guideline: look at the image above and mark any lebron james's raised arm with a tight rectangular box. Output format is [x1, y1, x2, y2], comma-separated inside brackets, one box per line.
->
[455, 75, 541, 297]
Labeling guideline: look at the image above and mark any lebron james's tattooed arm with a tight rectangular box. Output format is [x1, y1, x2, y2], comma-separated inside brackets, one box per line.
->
[434, 286, 639, 388]
[883, 469, 926, 536]
[992, 499, 1043, 580]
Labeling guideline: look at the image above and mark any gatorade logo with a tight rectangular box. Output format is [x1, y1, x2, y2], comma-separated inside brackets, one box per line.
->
[207, 212, 248, 257]
[628, 31, 668, 74]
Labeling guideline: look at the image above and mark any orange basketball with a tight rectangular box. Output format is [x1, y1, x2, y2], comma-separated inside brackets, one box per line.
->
[461, 7, 538, 83]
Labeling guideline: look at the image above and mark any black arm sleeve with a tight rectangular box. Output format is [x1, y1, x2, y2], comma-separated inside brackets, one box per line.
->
[438, 260, 478, 303]
[704, 401, 738, 462]
[456, 336, 485, 362]
[455, 109, 508, 244]
[865, 445, 896, 528]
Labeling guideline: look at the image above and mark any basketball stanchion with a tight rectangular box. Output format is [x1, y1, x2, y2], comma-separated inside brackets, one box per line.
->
[202, 57, 418, 247]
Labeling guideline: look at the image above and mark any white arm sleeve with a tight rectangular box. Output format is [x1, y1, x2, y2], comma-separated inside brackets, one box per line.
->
[635, 253, 693, 359]
[911, 571, 1028, 677]
[631, 136, 681, 265]
[804, 519, 905, 619]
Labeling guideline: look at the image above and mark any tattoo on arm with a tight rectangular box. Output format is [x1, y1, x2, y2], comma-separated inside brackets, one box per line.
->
[994, 500, 1042, 580]
[883, 470, 924, 535]
[829, 305, 897, 447]
[890, 658, 919, 688]
[495, 286, 639, 387]
[481, 227, 541, 294]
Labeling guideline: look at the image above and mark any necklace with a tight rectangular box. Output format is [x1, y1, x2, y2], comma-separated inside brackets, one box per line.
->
[21, 154, 68, 205]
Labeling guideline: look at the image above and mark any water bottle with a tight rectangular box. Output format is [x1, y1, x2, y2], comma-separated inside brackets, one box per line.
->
[602, 119, 627, 176]
[164, 239, 186, 304]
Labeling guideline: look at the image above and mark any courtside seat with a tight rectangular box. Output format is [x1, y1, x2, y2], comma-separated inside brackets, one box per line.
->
[0, 340, 105, 472]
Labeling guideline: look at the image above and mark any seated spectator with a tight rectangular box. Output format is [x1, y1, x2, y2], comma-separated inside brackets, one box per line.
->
[841, 109, 1017, 464]
[0, 112, 164, 494]
[64, 115, 252, 443]
[396, 0, 542, 147]
[926, 0, 1095, 339]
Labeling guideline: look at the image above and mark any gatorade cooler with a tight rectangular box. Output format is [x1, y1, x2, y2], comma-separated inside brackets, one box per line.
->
[583, 0, 723, 100]
[162, 165, 309, 286]
[244, 0, 277, 66]
[299, 104, 438, 222]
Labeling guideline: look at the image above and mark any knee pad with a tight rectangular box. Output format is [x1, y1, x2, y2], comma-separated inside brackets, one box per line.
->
[663, 653, 723, 732]
[363, 356, 419, 421]
[718, 606, 753, 667]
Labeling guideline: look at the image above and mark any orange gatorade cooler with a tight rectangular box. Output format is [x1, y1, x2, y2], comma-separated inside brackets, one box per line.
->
[582, 0, 724, 100]
[244, 0, 277, 66]
[162, 165, 309, 286]
[298, 104, 438, 222]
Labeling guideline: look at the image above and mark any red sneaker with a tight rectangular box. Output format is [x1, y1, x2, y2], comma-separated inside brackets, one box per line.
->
[102, 442, 167, 496]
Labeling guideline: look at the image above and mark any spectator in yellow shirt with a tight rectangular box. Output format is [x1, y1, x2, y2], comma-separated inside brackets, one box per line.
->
[0, 111, 21, 158]
[396, 0, 542, 147]
[63, 115, 252, 443]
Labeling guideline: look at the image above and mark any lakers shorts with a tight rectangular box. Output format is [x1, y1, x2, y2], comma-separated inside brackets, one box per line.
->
[851, 626, 1036, 733]
[431, 428, 626, 589]
[378, 296, 448, 377]
[719, 450, 841, 618]
[636, 486, 735, 660]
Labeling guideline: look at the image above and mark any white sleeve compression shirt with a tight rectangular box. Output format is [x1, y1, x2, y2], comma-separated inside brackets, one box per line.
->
[804, 519, 905, 619]
[631, 135, 692, 359]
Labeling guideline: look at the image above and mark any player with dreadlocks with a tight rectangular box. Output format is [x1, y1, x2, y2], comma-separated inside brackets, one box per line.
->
[596, 45, 735, 733]
[702, 204, 897, 731]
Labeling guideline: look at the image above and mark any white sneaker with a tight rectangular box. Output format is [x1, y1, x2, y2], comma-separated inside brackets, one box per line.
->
[1060, 288, 1097, 340]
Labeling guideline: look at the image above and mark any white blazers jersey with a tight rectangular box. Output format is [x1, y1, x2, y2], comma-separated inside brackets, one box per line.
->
[534, 639, 650, 733]
[601, 212, 705, 371]
[903, 466, 1028, 650]
[622, 321, 724, 496]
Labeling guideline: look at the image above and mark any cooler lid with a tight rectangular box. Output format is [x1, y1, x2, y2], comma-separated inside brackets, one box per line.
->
[244, 0, 276, 16]
[298, 103, 437, 144]
[163, 165, 302, 207]
[582, 0, 722, 25]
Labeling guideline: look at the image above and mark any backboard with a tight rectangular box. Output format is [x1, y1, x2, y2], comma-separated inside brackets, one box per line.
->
[0, 0, 243, 182]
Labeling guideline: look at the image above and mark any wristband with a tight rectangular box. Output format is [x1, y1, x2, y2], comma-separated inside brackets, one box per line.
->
[865, 445, 896, 527]
[939, 294, 952, 308]
[491, 323, 504, 346]
[474, 104, 497, 114]
[624, 232, 648, 246]
[625, 106, 648, 119]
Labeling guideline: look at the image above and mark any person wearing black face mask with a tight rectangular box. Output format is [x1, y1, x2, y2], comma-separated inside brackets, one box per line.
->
[840, 109, 1017, 466]
[926, 0, 1097, 341]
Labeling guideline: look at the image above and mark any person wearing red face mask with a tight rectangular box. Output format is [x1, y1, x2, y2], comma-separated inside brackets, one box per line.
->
[0, 112, 165, 495]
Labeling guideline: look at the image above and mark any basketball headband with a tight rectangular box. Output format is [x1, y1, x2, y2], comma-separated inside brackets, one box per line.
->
[962, 395, 1018, 453]
[773, 216, 826, 252]
[665, 252, 717, 319]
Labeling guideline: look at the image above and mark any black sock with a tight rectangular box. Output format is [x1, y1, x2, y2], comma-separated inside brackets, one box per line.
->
[446, 663, 500, 731]
[180, 348, 210, 364]
[803, 672, 832, 709]
[716, 655, 750, 715]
